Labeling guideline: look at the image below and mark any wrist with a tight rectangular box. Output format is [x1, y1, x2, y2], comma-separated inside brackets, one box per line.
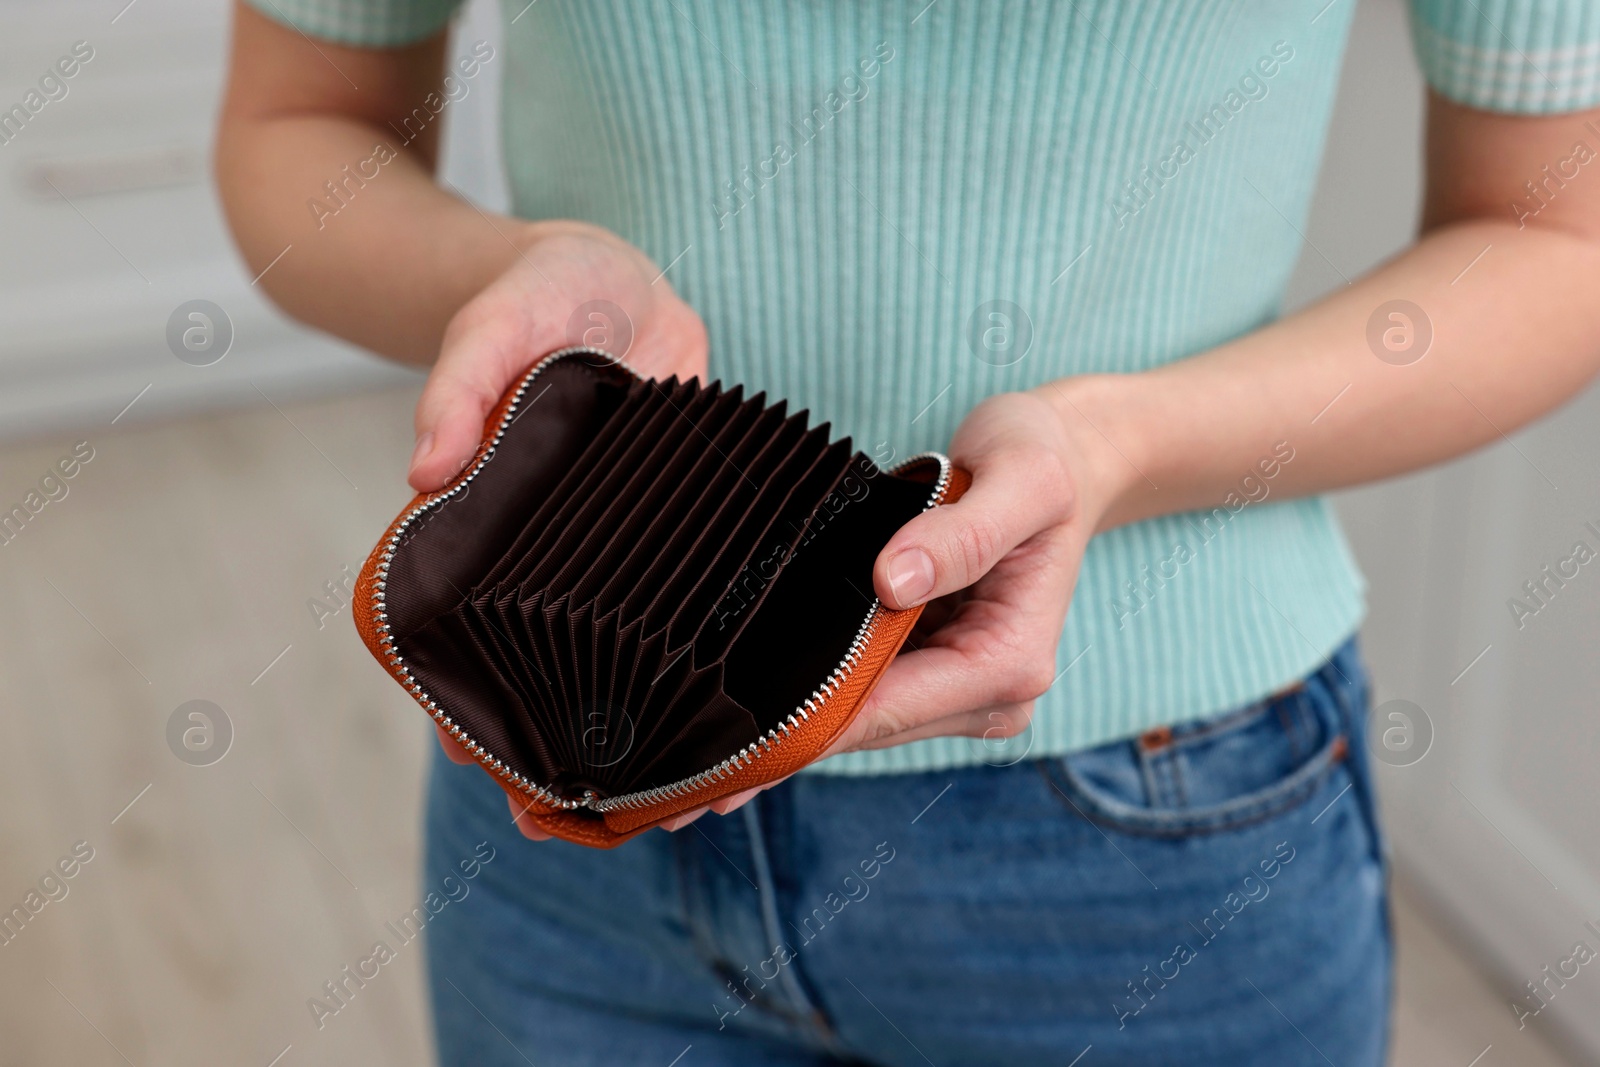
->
[511, 217, 657, 263]
[1029, 373, 1157, 534]
[508, 216, 608, 252]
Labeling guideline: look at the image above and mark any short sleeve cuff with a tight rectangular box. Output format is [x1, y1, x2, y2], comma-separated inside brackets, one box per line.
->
[244, 0, 463, 48]
[1410, 0, 1600, 114]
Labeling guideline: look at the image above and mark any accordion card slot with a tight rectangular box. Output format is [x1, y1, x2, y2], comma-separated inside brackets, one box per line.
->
[480, 592, 561, 768]
[622, 669, 759, 791]
[535, 379, 724, 595]
[510, 378, 702, 597]
[383, 357, 635, 634]
[659, 429, 845, 654]
[557, 384, 747, 605]
[507, 591, 572, 772]
[599, 399, 787, 620]
[722, 454, 939, 732]
[400, 601, 554, 780]
[579, 621, 757, 795]
[680, 437, 856, 668]
[622, 405, 808, 630]
[590, 410, 774, 617]
[475, 378, 657, 594]
[574, 388, 762, 611]
[460, 596, 558, 773]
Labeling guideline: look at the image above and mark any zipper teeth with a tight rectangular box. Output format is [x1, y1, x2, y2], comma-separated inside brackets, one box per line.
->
[369, 347, 952, 814]
[591, 607, 881, 813]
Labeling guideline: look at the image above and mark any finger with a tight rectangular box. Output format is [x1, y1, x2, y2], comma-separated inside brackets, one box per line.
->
[628, 297, 710, 384]
[409, 295, 708, 494]
[873, 447, 1072, 610]
[409, 325, 525, 492]
[435, 724, 477, 765]
[850, 644, 999, 739]
[505, 794, 553, 840]
[709, 786, 765, 816]
[709, 787, 760, 815]
[847, 623, 1054, 743]
[872, 529, 1073, 721]
[852, 702, 1033, 751]
[662, 806, 711, 831]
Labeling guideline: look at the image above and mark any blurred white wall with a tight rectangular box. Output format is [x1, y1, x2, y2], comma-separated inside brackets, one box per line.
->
[1292, 0, 1600, 1058]
[0, 0, 502, 439]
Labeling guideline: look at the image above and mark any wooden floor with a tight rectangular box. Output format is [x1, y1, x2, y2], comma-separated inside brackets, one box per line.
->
[0, 385, 1579, 1066]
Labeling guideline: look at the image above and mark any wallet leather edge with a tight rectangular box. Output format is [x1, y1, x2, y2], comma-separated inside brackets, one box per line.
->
[353, 366, 551, 809]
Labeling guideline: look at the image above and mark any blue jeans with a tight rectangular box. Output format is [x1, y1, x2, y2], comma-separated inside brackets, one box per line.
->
[423, 638, 1390, 1066]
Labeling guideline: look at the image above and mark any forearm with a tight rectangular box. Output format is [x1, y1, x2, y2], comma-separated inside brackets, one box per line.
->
[217, 116, 522, 363]
[214, 5, 538, 365]
[1054, 215, 1600, 530]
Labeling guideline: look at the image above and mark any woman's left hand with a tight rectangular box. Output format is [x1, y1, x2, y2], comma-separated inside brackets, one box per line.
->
[670, 383, 1136, 829]
[840, 385, 1131, 752]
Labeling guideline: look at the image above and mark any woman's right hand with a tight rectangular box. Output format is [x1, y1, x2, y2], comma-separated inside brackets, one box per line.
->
[415, 220, 708, 839]
[218, 10, 708, 839]
[406, 219, 708, 492]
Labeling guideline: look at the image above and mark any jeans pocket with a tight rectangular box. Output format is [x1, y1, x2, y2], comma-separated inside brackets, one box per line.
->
[1040, 681, 1351, 839]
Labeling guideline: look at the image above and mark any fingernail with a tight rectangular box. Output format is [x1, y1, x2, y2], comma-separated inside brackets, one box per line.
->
[407, 432, 434, 477]
[887, 548, 935, 607]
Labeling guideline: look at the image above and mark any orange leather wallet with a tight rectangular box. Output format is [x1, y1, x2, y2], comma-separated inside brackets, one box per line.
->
[356, 348, 969, 847]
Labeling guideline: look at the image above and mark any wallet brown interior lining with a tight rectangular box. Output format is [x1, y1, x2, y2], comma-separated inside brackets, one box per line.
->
[380, 355, 936, 803]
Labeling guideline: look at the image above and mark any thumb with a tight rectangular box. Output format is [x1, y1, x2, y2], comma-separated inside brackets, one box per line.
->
[407, 327, 527, 493]
[873, 453, 1072, 610]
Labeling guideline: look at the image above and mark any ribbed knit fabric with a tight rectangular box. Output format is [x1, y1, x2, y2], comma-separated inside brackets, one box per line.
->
[1411, 0, 1600, 112]
[254, 0, 1600, 775]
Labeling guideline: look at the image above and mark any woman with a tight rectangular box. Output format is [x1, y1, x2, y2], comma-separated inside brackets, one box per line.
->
[217, 2, 1600, 1063]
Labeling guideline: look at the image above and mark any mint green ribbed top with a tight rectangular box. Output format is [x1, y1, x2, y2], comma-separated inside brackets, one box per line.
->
[256, 0, 1600, 774]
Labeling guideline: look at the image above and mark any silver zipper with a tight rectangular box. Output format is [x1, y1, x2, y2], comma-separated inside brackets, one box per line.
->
[369, 347, 953, 814]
